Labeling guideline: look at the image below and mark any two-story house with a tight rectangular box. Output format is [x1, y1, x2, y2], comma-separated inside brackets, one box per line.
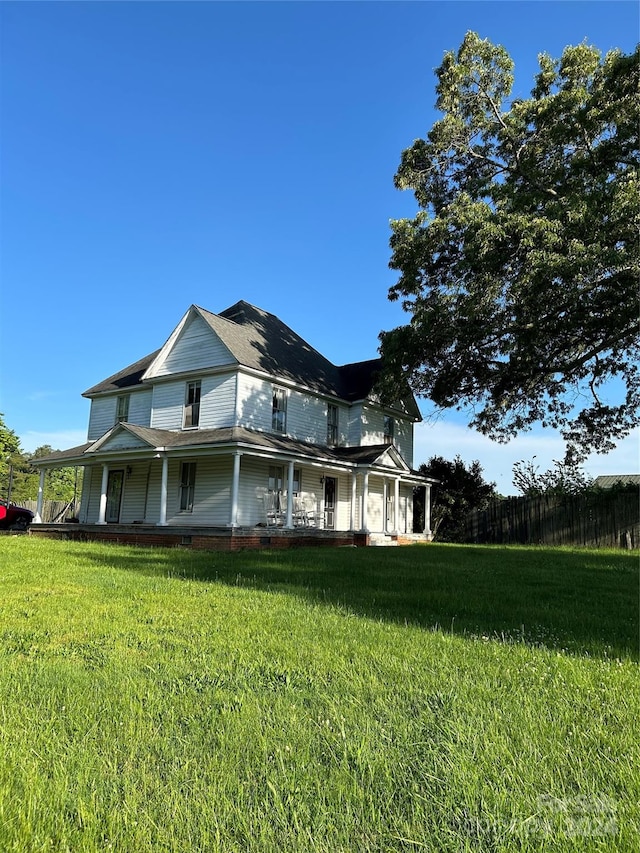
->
[31, 301, 434, 548]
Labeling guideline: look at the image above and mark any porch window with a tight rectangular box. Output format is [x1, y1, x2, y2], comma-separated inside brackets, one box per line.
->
[272, 387, 287, 433]
[383, 415, 395, 445]
[184, 381, 201, 428]
[179, 462, 197, 512]
[268, 465, 301, 495]
[327, 404, 338, 446]
[116, 394, 130, 423]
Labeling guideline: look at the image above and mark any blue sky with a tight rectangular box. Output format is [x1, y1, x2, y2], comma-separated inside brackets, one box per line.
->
[1, 1, 638, 493]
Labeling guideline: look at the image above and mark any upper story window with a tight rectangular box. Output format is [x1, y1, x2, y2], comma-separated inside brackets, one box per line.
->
[116, 394, 130, 423]
[327, 404, 338, 446]
[272, 387, 287, 433]
[383, 415, 395, 445]
[179, 462, 197, 512]
[184, 380, 201, 428]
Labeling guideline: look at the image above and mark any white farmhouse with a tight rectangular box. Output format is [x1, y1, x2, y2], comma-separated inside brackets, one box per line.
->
[32, 301, 434, 548]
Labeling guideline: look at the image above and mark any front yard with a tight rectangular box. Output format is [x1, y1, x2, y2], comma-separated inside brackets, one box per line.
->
[0, 539, 637, 851]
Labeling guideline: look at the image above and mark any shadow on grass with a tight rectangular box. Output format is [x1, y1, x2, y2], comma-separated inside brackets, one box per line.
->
[71, 542, 638, 660]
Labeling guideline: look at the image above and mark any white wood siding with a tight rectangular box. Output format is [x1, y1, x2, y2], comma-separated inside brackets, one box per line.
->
[237, 457, 324, 527]
[287, 390, 327, 443]
[236, 456, 270, 526]
[144, 460, 163, 523]
[154, 313, 235, 377]
[347, 403, 363, 446]
[87, 397, 116, 441]
[335, 475, 351, 530]
[80, 466, 100, 522]
[366, 477, 385, 533]
[178, 457, 233, 526]
[236, 372, 349, 446]
[128, 389, 152, 428]
[200, 374, 237, 429]
[359, 404, 414, 466]
[395, 420, 414, 469]
[236, 373, 272, 432]
[79, 454, 413, 532]
[87, 389, 153, 441]
[151, 374, 237, 431]
[400, 484, 413, 534]
[150, 381, 184, 430]
[119, 465, 148, 523]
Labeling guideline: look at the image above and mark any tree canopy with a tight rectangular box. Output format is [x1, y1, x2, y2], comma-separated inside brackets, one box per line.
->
[512, 457, 594, 497]
[379, 33, 639, 460]
[0, 414, 80, 504]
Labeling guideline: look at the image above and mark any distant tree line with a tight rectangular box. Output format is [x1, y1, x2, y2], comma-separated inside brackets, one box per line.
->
[0, 413, 81, 504]
[415, 453, 628, 543]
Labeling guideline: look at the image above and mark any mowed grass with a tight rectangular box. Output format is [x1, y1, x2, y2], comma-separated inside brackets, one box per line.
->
[0, 538, 637, 852]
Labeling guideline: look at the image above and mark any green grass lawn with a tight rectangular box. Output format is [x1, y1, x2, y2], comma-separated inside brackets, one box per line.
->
[0, 538, 637, 852]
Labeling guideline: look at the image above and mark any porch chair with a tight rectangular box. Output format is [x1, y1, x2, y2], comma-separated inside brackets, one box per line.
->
[263, 491, 283, 527]
[292, 496, 309, 527]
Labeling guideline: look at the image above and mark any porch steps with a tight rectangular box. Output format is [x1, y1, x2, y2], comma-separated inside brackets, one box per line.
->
[368, 534, 398, 547]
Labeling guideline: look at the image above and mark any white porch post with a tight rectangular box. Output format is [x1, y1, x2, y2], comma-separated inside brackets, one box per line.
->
[383, 479, 388, 533]
[97, 464, 109, 524]
[350, 472, 357, 531]
[423, 483, 432, 537]
[285, 460, 294, 529]
[158, 455, 168, 526]
[34, 469, 46, 523]
[361, 471, 369, 532]
[393, 477, 400, 534]
[229, 451, 241, 527]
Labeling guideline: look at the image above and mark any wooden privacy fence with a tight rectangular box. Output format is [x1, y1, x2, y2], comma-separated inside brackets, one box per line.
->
[22, 500, 80, 524]
[464, 490, 640, 549]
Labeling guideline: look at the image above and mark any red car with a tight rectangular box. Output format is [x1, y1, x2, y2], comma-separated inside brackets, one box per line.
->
[0, 501, 34, 531]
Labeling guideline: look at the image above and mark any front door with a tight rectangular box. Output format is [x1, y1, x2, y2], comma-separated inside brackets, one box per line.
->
[386, 495, 394, 532]
[324, 476, 336, 530]
[106, 470, 124, 523]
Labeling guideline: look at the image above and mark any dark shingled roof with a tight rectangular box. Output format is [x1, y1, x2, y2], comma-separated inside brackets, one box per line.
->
[33, 425, 390, 466]
[82, 300, 416, 415]
[83, 350, 161, 396]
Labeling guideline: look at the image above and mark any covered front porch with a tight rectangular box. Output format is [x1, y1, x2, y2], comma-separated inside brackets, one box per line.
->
[30, 424, 435, 547]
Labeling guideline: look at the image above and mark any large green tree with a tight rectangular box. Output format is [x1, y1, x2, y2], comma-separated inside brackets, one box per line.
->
[379, 33, 639, 460]
[415, 454, 497, 541]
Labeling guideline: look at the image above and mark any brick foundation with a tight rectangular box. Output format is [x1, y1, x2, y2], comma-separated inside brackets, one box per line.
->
[29, 524, 370, 551]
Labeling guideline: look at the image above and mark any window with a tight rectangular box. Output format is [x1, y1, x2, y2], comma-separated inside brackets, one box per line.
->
[184, 380, 201, 428]
[179, 462, 197, 512]
[383, 415, 395, 445]
[116, 394, 130, 423]
[272, 387, 287, 433]
[268, 465, 301, 495]
[327, 404, 338, 446]
[268, 465, 284, 494]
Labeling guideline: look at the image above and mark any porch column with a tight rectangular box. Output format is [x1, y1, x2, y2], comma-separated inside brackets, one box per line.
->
[97, 464, 109, 524]
[285, 460, 294, 529]
[382, 479, 388, 533]
[350, 472, 357, 531]
[228, 451, 242, 527]
[423, 483, 432, 537]
[360, 470, 369, 532]
[34, 469, 46, 523]
[393, 477, 400, 534]
[158, 455, 168, 526]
